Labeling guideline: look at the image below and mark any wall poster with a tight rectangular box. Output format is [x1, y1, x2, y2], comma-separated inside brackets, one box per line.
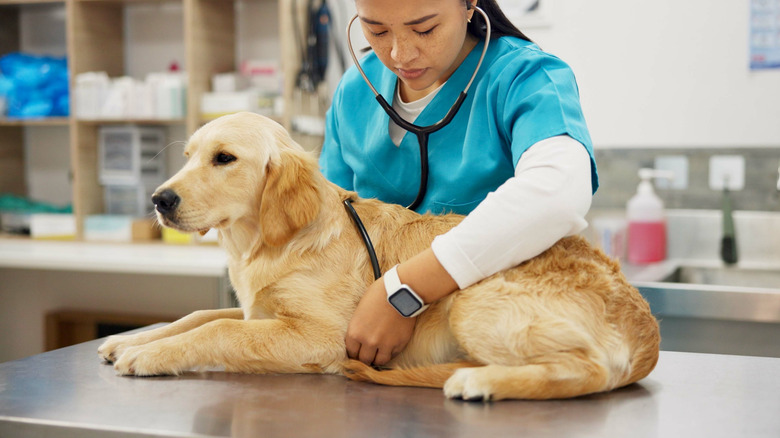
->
[750, 0, 780, 69]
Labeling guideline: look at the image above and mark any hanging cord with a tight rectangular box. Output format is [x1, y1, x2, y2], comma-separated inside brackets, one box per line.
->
[292, 0, 331, 92]
[292, 0, 315, 91]
[343, 199, 381, 280]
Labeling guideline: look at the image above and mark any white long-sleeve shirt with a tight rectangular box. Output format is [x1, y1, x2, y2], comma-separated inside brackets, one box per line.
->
[431, 135, 593, 289]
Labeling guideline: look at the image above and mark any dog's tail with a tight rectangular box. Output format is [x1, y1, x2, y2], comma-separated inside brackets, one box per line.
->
[343, 355, 635, 401]
[342, 360, 482, 388]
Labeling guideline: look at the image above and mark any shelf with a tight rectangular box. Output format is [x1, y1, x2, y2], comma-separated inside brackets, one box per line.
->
[0, 0, 64, 5]
[0, 117, 70, 127]
[0, 118, 186, 127]
[76, 118, 187, 126]
[200, 114, 283, 125]
[71, 0, 179, 4]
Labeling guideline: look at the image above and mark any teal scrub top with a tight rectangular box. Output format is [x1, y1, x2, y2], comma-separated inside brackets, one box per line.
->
[319, 36, 598, 215]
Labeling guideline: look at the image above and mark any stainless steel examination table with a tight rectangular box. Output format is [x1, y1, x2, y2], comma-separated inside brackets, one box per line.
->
[1, 326, 778, 438]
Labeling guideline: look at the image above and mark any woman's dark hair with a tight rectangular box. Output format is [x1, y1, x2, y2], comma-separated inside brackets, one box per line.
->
[467, 0, 533, 42]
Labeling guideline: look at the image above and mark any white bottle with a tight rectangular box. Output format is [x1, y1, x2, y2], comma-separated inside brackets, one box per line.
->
[627, 169, 670, 264]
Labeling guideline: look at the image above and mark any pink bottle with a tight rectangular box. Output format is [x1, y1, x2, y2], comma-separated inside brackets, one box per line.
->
[627, 169, 668, 264]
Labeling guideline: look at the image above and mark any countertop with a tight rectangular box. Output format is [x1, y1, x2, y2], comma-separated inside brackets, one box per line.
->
[0, 238, 227, 276]
[1, 326, 779, 438]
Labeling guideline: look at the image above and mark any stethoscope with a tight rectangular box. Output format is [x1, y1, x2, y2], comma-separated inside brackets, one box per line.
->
[345, 6, 492, 211]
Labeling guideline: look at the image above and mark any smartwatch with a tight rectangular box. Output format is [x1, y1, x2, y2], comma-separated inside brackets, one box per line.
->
[384, 265, 429, 318]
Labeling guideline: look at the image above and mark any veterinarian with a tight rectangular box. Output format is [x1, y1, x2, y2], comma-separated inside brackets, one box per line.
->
[320, 0, 598, 366]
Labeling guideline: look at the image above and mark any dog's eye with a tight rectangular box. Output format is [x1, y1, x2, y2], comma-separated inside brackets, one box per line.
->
[214, 152, 237, 165]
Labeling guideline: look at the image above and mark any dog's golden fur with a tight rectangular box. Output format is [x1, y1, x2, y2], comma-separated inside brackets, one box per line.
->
[98, 112, 660, 401]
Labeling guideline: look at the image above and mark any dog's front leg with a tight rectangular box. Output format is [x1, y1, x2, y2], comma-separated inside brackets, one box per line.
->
[113, 318, 341, 376]
[98, 308, 244, 363]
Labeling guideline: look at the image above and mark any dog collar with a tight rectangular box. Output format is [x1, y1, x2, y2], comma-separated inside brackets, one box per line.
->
[343, 199, 381, 280]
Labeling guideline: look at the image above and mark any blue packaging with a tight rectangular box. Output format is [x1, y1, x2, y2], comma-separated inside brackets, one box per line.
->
[0, 52, 69, 118]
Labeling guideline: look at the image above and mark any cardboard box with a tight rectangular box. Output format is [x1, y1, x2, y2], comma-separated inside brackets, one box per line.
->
[30, 214, 76, 240]
[84, 215, 133, 242]
[161, 227, 193, 244]
[132, 218, 162, 242]
[84, 216, 162, 242]
[200, 90, 259, 120]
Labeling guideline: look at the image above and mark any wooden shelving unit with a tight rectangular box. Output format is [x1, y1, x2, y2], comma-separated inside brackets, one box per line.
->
[0, 118, 70, 126]
[0, 0, 64, 5]
[0, 0, 320, 239]
[76, 118, 186, 126]
[0, 1, 34, 198]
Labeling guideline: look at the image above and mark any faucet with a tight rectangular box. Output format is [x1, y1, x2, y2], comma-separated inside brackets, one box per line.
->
[721, 176, 738, 265]
[776, 162, 780, 191]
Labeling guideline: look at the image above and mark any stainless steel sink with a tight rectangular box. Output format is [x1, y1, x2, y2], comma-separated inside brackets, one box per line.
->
[662, 265, 780, 290]
[632, 264, 780, 358]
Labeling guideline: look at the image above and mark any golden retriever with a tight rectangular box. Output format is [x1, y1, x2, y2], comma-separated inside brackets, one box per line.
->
[98, 112, 660, 401]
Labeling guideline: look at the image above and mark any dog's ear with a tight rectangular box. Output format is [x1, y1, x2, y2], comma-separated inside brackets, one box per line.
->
[260, 150, 321, 246]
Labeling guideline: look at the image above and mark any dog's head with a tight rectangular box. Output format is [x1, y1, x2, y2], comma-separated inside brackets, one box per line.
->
[152, 112, 321, 247]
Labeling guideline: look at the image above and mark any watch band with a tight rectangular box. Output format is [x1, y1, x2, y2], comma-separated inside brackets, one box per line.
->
[384, 265, 429, 318]
[383, 265, 404, 296]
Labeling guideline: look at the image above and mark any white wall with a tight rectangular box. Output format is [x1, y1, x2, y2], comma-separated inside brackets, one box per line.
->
[509, 0, 780, 148]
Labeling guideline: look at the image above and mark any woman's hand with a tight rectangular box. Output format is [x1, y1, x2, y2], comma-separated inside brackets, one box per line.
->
[345, 248, 459, 366]
[345, 277, 416, 366]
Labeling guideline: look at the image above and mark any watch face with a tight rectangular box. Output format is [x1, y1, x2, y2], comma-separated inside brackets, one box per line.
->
[388, 288, 423, 317]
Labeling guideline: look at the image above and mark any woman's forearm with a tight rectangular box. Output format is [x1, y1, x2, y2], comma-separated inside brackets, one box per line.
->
[395, 248, 459, 305]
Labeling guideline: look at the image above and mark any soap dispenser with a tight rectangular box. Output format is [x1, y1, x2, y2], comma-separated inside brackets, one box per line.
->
[627, 169, 671, 264]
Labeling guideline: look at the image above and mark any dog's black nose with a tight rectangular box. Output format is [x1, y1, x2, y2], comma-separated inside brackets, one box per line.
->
[152, 189, 180, 214]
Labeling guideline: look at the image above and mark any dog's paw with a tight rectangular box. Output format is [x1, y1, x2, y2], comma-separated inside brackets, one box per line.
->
[443, 367, 493, 402]
[113, 344, 183, 377]
[98, 335, 133, 364]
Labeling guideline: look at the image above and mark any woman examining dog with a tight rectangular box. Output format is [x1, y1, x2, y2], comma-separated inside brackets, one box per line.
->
[320, 0, 598, 367]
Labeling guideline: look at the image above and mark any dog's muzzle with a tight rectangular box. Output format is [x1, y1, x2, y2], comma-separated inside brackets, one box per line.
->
[152, 189, 181, 216]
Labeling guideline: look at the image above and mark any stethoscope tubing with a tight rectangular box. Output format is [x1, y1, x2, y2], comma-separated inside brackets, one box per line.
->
[345, 6, 492, 210]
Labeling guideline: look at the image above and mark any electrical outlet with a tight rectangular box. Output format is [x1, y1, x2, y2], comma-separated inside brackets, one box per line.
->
[709, 155, 745, 191]
[654, 155, 688, 189]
